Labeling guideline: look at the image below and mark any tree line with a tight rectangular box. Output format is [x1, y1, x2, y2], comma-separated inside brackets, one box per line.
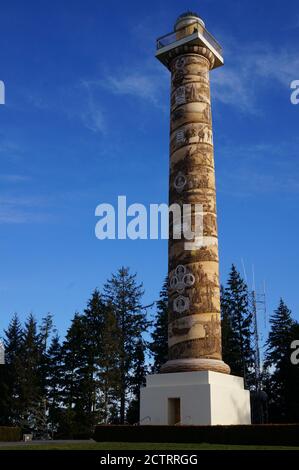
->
[221, 265, 299, 423]
[0, 265, 298, 436]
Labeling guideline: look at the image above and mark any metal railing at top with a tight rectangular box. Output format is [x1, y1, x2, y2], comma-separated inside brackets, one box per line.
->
[156, 21, 222, 56]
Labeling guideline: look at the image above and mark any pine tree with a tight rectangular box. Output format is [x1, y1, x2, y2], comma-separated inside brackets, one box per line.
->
[126, 337, 147, 424]
[0, 314, 23, 425]
[61, 292, 109, 437]
[61, 312, 88, 436]
[19, 314, 44, 433]
[150, 277, 168, 373]
[103, 267, 148, 424]
[220, 285, 235, 368]
[97, 306, 121, 424]
[81, 289, 107, 427]
[264, 299, 295, 422]
[221, 265, 254, 388]
[39, 313, 55, 401]
[39, 313, 54, 351]
[60, 289, 123, 433]
[47, 334, 64, 437]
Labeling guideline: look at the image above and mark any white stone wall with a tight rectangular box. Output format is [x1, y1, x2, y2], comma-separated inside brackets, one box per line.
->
[140, 371, 251, 425]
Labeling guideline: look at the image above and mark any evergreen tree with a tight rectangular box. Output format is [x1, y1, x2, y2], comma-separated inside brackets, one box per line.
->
[150, 277, 168, 373]
[264, 299, 297, 422]
[0, 314, 23, 425]
[47, 334, 64, 436]
[39, 313, 54, 351]
[126, 337, 147, 424]
[19, 314, 44, 432]
[97, 306, 121, 424]
[61, 292, 109, 436]
[80, 289, 107, 428]
[220, 285, 235, 370]
[103, 267, 148, 423]
[39, 313, 55, 400]
[61, 312, 88, 436]
[221, 265, 254, 388]
[76, 289, 123, 430]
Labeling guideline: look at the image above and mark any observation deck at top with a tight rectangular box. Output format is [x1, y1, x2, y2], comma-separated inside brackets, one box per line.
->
[156, 12, 223, 70]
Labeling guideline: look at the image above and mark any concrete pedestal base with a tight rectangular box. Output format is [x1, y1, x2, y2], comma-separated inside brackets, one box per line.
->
[140, 371, 251, 425]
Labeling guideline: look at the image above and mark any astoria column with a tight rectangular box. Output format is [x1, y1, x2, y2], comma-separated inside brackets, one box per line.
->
[157, 12, 230, 375]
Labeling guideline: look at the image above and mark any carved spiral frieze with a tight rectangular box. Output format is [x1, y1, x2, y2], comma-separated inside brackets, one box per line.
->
[164, 47, 226, 372]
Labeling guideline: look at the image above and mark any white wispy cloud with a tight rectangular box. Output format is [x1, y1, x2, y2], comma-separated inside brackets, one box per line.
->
[102, 73, 160, 103]
[219, 166, 299, 197]
[24, 30, 299, 121]
[250, 48, 299, 85]
[26, 60, 167, 135]
[217, 140, 299, 196]
[0, 174, 30, 183]
[25, 83, 107, 135]
[77, 81, 106, 134]
[0, 195, 49, 224]
[211, 41, 299, 113]
[82, 62, 168, 112]
[220, 140, 299, 162]
[0, 209, 33, 224]
[212, 67, 256, 112]
[0, 188, 100, 224]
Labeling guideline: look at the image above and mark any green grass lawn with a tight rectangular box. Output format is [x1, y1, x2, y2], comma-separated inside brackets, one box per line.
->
[1, 442, 299, 450]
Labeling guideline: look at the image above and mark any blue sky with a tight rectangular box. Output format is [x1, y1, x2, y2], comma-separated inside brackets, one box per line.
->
[0, 0, 299, 343]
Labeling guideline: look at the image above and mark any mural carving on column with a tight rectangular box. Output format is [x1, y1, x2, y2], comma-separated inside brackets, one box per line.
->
[185, 126, 198, 143]
[184, 146, 214, 167]
[172, 70, 185, 87]
[196, 246, 218, 262]
[169, 246, 219, 270]
[198, 126, 213, 145]
[185, 84, 210, 104]
[173, 295, 190, 314]
[168, 317, 221, 360]
[173, 172, 187, 193]
[169, 265, 195, 294]
[174, 86, 186, 105]
[170, 265, 195, 316]
[172, 108, 185, 123]
[154, 16, 231, 376]
[171, 125, 214, 153]
[175, 57, 186, 69]
[203, 213, 217, 236]
[172, 84, 210, 106]
[175, 129, 186, 145]
[169, 314, 221, 344]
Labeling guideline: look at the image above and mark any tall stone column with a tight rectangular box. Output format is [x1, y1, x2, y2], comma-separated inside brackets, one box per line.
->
[138, 13, 251, 426]
[159, 13, 230, 375]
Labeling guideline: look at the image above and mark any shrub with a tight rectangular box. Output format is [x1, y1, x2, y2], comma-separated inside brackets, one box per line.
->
[94, 424, 299, 446]
[0, 426, 21, 442]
